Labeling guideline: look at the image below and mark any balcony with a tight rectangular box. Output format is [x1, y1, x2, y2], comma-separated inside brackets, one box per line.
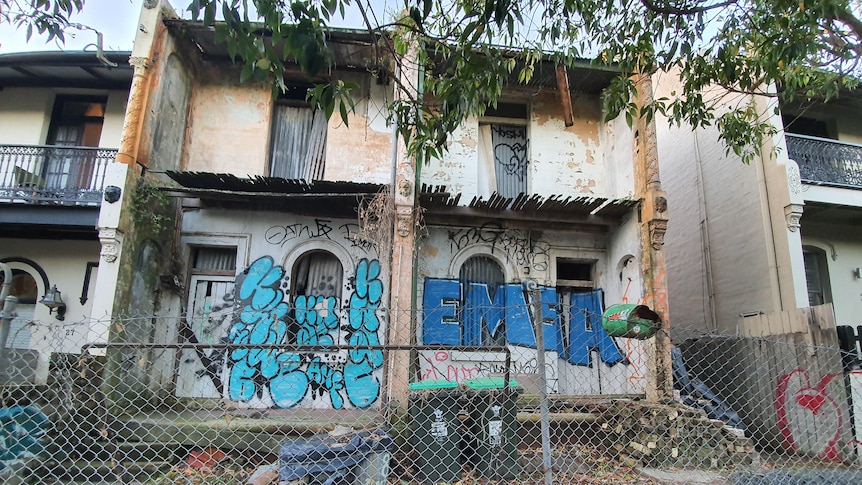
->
[0, 144, 115, 205]
[785, 134, 862, 189]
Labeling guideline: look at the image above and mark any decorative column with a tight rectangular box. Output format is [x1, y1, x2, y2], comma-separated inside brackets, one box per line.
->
[386, 41, 420, 411]
[633, 73, 673, 402]
[116, 56, 152, 168]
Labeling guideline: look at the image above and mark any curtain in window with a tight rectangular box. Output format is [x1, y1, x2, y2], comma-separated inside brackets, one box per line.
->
[477, 124, 497, 198]
[270, 106, 327, 180]
[293, 251, 343, 299]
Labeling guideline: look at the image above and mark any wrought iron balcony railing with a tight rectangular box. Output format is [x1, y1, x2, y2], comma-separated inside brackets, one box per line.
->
[785, 133, 862, 189]
[0, 144, 116, 205]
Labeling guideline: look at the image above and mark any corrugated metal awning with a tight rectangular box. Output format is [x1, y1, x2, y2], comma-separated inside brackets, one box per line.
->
[420, 184, 639, 231]
[164, 171, 385, 218]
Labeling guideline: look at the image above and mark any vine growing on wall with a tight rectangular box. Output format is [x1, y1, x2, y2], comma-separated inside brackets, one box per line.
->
[353, 188, 393, 253]
[130, 181, 173, 234]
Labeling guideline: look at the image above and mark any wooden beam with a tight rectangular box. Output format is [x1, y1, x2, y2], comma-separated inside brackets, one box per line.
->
[556, 65, 575, 127]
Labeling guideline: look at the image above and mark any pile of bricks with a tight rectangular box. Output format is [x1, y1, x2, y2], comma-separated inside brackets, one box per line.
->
[597, 400, 759, 470]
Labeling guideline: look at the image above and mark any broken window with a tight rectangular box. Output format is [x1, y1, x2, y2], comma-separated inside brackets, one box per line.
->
[187, 246, 237, 345]
[478, 103, 529, 198]
[459, 255, 507, 346]
[269, 95, 327, 180]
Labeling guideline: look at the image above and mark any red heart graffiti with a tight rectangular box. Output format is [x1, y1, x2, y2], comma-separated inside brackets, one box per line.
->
[775, 369, 844, 461]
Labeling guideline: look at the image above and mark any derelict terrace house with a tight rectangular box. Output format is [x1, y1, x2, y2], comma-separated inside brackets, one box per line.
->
[89, 0, 671, 417]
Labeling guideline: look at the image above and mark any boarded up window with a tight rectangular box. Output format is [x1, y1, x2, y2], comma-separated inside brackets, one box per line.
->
[187, 247, 238, 342]
[270, 105, 327, 180]
[459, 255, 506, 346]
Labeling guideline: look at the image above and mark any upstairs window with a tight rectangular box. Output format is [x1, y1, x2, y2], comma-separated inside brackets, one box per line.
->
[781, 114, 835, 139]
[44, 96, 107, 192]
[478, 102, 529, 198]
[269, 87, 327, 180]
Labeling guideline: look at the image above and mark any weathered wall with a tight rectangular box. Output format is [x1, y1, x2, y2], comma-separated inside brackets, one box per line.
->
[415, 223, 650, 396]
[141, 49, 193, 172]
[173, 208, 389, 409]
[0, 87, 128, 147]
[183, 68, 271, 174]
[179, 63, 392, 180]
[422, 89, 636, 199]
[324, 73, 393, 183]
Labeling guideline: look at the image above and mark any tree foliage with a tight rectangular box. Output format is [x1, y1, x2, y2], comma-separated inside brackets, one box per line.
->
[2, 0, 84, 44]
[11, 0, 862, 164]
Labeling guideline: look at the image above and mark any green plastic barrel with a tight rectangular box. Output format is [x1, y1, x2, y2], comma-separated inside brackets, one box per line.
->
[464, 377, 521, 480]
[602, 303, 661, 339]
[408, 380, 462, 484]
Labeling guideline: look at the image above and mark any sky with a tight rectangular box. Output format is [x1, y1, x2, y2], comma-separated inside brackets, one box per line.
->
[0, 0, 141, 54]
[0, 0, 397, 55]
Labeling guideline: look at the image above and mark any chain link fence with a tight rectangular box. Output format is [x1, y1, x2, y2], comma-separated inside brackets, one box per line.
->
[2, 308, 862, 484]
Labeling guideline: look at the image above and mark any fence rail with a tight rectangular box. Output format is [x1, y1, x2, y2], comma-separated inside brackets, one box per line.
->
[2, 314, 862, 484]
[786, 133, 862, 189]
[0, 144, 116, 205]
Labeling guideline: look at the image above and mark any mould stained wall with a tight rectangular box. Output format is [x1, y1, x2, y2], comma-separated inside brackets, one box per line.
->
[146, 53, 192, 172]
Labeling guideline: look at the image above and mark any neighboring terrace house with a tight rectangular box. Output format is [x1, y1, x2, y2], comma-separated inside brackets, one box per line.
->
[657, 75, 862, 337]
[0, 51, 132, 383]
[92, 0, 671, 413]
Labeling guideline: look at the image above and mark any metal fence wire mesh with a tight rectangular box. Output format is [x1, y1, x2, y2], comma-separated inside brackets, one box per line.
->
[2, 309, 862, 484]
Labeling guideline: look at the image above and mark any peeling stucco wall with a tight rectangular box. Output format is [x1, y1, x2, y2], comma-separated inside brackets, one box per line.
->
[422, 88, 636, 199]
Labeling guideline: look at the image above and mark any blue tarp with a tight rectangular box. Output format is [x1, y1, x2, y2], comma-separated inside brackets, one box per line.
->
[279, 429, 393, 485]
[672, 347, 746, 431]
[0, 406, 49, 469]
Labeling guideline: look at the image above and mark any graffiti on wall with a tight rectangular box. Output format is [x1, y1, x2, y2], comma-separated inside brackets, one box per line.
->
[775, 369, 849, 462]
[264, 220, 374, 253]
[419, 350, 555, 384]
[226, 256, 383, 408]
[422, 279, 624, 367]
[446, 224, 551, 272]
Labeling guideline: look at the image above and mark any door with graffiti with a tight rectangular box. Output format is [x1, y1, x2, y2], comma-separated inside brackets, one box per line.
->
[557, 289, 628, 395]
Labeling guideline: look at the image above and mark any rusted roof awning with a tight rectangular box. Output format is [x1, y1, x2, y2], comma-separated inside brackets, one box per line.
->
[164, 171, 385, 218]
[420, 184, 638, 231]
